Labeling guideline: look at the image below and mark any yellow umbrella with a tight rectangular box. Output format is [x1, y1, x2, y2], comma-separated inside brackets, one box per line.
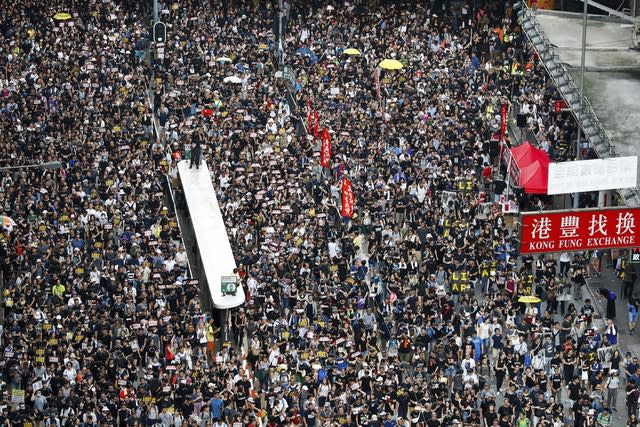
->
[216, 57, 232, 63]
[378, 59, 404, 70]
[258, 43, 268, 50]
[53, 12, 73, 21]
[343, 48, 362, 56]
[518, 295, 542, 304]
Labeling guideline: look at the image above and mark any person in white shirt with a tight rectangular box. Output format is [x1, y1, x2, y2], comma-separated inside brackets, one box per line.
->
[124, 283, 137, 301]
[163, 255, 176, 272]
[67, 296, 82, 308]
[461, 355, 476, 374]
[559, 252, 571, 278]
[605, 369, 620, 409]
[328, 239, 339, 258]
[463, 368, 480, 390]
[62, 363, 77, 383]
[513, 335, 528, 356]
[268, 344, 280, 367]
[416, 181, 428, 203]
[477, 319, 491, 354]
[213, 418, 228, 427]
[158, 406, 173, 427]
[174, 245, 188, 268]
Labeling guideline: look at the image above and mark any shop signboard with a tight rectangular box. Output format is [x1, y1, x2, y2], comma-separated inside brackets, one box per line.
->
[519, 207, 639, 254]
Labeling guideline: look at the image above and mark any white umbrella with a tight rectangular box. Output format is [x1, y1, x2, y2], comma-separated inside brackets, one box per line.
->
[223, 76, 242, 84]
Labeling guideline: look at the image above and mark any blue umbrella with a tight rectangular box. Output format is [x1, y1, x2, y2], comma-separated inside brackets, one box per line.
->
[295, 47, 314, 56]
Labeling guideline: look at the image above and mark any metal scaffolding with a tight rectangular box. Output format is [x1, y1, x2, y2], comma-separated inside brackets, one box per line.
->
[515, 2, 640, 207]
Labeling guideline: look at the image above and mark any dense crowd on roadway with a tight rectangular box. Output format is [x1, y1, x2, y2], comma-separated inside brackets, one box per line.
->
[1, 0, 638, 426]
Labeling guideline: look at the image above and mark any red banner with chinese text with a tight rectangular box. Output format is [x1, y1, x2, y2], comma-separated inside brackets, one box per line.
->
[500, 104, 507, 141]
[519, 207, 640, 254]
[341, 176, 354, 218]
[320, 128, 331, 168]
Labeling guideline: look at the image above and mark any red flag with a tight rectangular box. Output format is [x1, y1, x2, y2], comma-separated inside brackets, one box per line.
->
[313, 111, 319, 141]
[500, 104, 507, 141]
[306, 98, 312, 131]
[341, 176, 354, 218]
[320, 128, 331, 168]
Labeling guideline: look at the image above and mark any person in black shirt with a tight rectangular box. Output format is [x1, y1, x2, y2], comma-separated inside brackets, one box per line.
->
[497, 399, 514, 425]
[572, 267, 586, 300]
[572, 396, 592, 426]
[426, 411, 441, 427]
[189, 136, 202, 170]
[532, 393, 547, 426]
[494, 354, 507, 393]
[467, 410, 482, 426]
[562, 349, 576, 382]
[537, 370, 549, 393]
[493, 178, 506, 201]
[551, 367, 563, 402]
[483, 402, 499, 426]
[303, 401, 318, 427]
[237, 374, 252, 397]
[117, 402, 130, 427]
[522, 254, 534, 273]
[391, 388, 409, 419]
[233, 385, 246, 411]
[0, 408, 9, 426]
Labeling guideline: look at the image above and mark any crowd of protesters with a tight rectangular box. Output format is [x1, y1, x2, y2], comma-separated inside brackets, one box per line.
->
[1, 0, 639, 426]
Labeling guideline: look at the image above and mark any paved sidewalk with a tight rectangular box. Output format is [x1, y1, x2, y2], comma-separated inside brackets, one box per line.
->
[584, 258, 640, 421]
[586, 261, 640, 352]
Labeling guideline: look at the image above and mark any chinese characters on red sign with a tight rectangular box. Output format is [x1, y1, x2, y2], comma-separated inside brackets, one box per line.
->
[519, 208, 639, 254]
[320, 128, 331, 168]
[341, 177, 354, 218]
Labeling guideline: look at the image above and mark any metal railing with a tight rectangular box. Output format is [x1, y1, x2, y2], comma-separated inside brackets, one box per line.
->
[144, 74, 193, 278]
[519, 7, 612, 153]
[517, 2, 640, 206]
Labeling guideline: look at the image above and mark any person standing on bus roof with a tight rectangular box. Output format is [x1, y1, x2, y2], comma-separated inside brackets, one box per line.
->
[190, 132, 202, 169]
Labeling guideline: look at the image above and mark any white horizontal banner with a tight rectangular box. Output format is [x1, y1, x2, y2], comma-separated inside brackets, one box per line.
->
[547, 156, 638, 195]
